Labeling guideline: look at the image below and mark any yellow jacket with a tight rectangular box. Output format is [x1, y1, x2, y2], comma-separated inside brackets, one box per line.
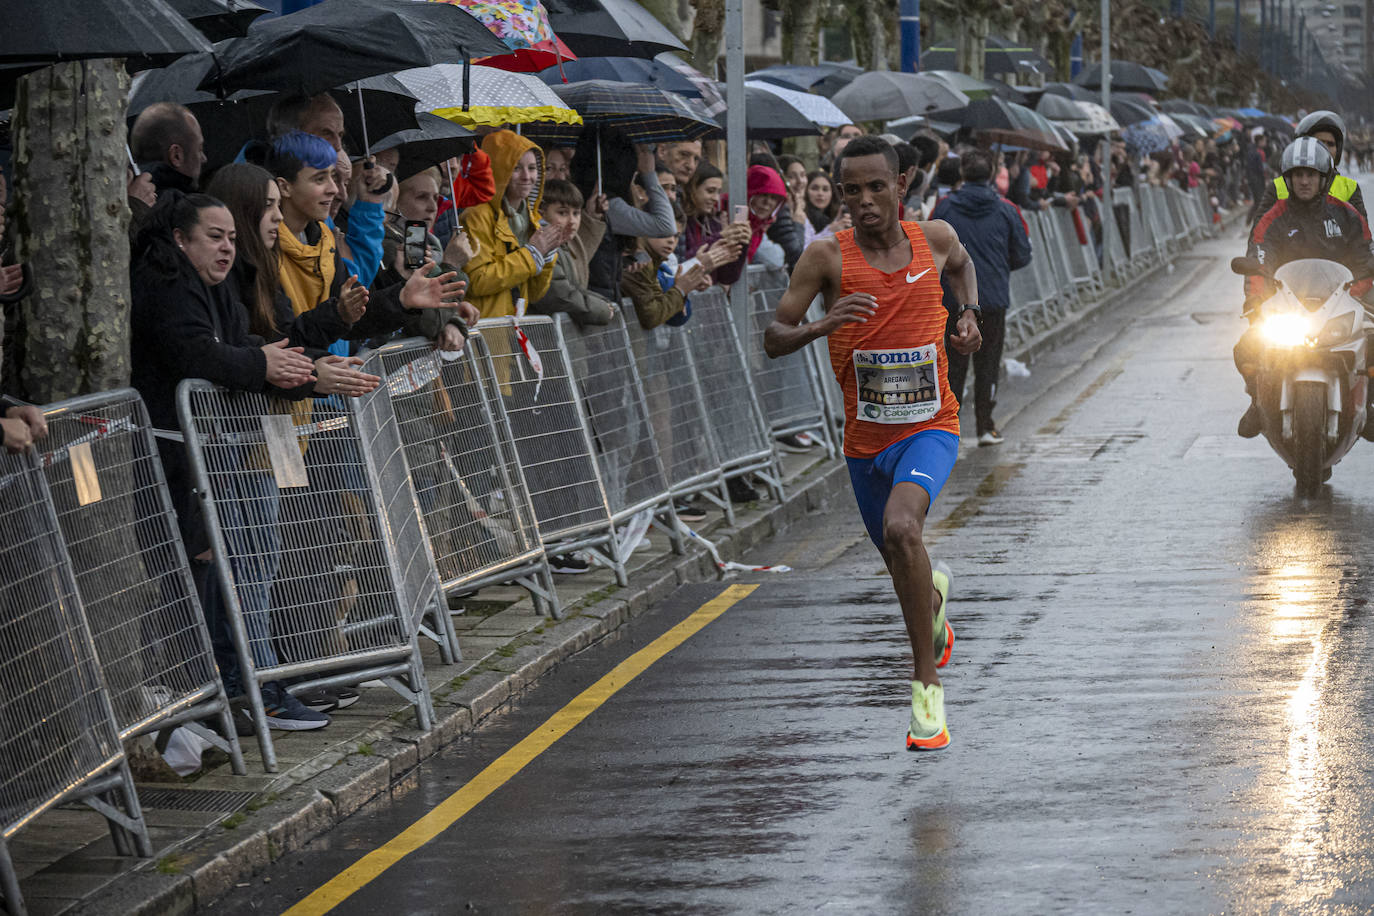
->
[464, 130, 557, 319]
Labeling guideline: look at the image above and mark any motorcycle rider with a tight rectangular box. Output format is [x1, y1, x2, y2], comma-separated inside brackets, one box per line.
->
[1249, 110, 1367, 227]
[1236, 136, 1374, 439]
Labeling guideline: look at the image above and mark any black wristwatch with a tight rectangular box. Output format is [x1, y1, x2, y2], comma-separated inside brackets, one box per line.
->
[958, 304, 982, 319]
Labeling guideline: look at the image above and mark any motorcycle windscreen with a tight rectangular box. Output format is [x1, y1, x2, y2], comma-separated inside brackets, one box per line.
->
[1273, 258, 1354, 308]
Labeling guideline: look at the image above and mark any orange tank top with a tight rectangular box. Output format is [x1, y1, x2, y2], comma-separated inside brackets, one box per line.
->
[828, 221, 960, 458]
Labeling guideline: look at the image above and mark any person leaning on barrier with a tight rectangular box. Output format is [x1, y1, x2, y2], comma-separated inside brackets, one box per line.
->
[265, 132, 468, 340]
[529, 179, 615, 328]
[1249, 111, 1366, 228]
[623, 203, 711, 330]
[569, 131, 675, 304]
[464, 130, 565, 319]
[678, 163, 749, 287]
[207, 163, 373, 396]
[1235, 137, 1374, 440]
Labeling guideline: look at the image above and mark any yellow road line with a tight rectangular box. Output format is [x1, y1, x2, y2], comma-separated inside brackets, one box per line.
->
[283, 583, 759, 916]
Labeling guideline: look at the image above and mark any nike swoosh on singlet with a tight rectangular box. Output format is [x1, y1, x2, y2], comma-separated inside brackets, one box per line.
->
[905, 267, 932, 284]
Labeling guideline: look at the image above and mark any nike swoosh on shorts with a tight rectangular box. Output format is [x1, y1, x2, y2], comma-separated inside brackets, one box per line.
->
[906, 267, 932, 284]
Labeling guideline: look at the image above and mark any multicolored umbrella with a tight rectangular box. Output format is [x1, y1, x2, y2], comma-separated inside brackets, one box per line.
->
[428, 0, 575, 73]
[398, 63, 582, 129]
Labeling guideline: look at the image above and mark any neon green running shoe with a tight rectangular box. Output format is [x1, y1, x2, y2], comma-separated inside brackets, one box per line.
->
[907, 682, 950, 751]
[932, 561, 954, 669]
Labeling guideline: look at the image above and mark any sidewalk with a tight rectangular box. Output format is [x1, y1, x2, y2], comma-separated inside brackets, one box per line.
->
[18, 215, 1243, 916]
[17, 447, 853, 916]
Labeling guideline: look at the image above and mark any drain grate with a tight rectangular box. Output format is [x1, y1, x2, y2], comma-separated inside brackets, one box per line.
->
[137, 787, 257, 812]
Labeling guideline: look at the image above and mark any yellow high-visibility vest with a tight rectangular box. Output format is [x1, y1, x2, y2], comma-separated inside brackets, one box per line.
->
[1274, 173, 1359, 202]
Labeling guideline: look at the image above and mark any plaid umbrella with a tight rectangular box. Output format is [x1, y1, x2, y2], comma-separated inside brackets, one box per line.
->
[551, 79, 717, 143]
[535, 53, 725, 117]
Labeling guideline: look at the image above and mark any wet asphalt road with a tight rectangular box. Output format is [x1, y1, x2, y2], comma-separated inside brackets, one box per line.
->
[209, 227, 1374, 915]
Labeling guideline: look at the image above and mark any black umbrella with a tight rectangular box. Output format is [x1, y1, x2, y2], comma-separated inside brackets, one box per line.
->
[542, 0, 688, 59]
[1110, 97, 1157, 126]
[1160, 98, 1211, 117]
[0, 0, 211, 69]
[537, 56, 699, 97]
[745, 62, 863, 98]
[370, 113, 476, 182]
[552, 79, 717, 144]
[1042, 82, 1100, 102]
[932, 97, 1067, 151]
[728, 85, 822, 139]
[132, 54, 420, 165]
[204, 0, 509, 96]
[1074, 60, 1169, 93]
[165, 0, 269, 41]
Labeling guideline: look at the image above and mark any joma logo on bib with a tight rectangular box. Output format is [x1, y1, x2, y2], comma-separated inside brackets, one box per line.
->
[855, 347, 936, 366]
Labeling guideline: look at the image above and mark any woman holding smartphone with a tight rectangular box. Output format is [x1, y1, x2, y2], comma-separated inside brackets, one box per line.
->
[679, 162, 750, 287]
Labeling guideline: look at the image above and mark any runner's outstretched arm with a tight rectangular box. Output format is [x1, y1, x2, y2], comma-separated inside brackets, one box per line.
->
[764, 238, 877, 358]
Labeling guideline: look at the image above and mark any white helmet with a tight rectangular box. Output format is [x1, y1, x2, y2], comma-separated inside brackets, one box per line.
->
[1280, 135, 1334, 177]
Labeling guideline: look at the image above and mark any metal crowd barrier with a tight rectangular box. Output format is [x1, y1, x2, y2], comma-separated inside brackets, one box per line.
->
[473, 317, 626, 585]
[375, 338, 560, 619]
[1000, 181, 1215, 346]
[39, 391, 245, 773]
[178, 361, 439, 773]
[682, 287, 785, 501]
[621, 314, 733, 522]
[0, 449, 151, 916]
[561, 312, 684, 557]
[741, 265, 839, 457]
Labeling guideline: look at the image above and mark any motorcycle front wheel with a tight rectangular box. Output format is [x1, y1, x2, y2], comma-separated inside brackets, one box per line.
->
[1292, 381, 1328, 496]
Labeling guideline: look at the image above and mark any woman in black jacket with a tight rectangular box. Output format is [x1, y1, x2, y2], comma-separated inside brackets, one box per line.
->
[130, 191, 331, 730]
[206, 163, 379, 397]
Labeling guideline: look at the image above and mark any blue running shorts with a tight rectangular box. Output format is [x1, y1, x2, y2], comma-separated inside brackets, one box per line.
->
[845, 429, 960, 551]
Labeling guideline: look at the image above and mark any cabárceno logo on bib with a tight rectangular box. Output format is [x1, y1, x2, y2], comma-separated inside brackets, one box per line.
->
[853, 345, 940, 424]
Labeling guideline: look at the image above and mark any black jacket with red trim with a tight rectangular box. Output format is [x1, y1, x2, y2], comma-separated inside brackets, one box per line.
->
[1246, 195, 1374, 303]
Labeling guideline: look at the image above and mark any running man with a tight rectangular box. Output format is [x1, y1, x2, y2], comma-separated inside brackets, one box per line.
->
[764, 136, 982, 751]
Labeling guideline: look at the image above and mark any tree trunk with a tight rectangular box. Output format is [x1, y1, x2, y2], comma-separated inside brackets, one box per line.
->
[781, 0, 822, 66]
[637, 0, 687, 42]
[12, 60, 131, 404]
[689, 0, 726, 78]
[967, 14, 989, 79]
[864, 0, 891, 70]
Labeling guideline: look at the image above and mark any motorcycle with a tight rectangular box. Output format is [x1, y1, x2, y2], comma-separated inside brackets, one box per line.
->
[1231, 256, 1371, 496]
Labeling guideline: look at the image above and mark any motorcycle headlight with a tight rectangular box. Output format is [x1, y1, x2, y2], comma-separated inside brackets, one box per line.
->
[1260, 312, 1313, 348]
[1315, 311, 1357, 347]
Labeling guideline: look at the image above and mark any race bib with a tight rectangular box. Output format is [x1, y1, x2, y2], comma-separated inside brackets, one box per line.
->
[853, 345, 941, 424]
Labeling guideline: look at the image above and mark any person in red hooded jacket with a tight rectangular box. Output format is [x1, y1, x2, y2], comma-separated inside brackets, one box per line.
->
[744, 163, 805, 269]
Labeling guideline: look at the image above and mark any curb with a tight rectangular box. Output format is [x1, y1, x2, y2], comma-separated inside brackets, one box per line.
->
[75, 459, 856, 916]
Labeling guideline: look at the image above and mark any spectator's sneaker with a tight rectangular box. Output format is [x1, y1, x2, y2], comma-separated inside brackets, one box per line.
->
[931, 561, 954, 669]
[297, 686, 362, 712]
[977, 428, 1004, 446]
[1238, 403, 1263, 439]
[296, 687, 341, 713]
[776, 433, 818, 453]
[907, 682, 950, 752]
[673, 499, 707, 522]
[549, 553, 592, 575]
[260, 682, 330, 731]
[727, 476, 760, 504]
[332, 687, 361, 710]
